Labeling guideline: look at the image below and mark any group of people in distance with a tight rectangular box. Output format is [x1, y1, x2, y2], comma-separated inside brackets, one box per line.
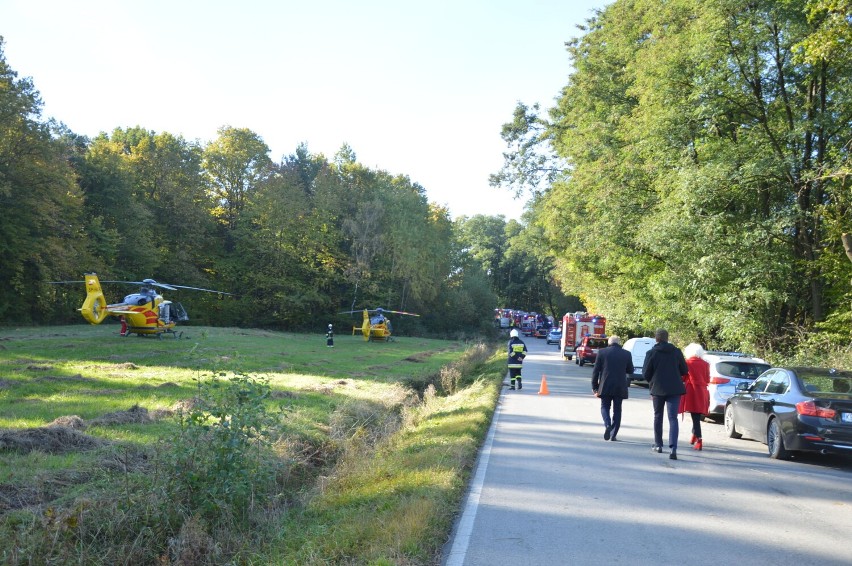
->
[507, 327, 709, 461]
[592, 328, 709, 460]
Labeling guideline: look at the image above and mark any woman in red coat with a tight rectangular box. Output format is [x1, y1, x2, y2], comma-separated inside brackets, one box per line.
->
[679, 343, 710, 450]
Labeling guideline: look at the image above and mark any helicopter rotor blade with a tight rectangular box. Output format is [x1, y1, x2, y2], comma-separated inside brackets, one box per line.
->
[338, 308, 419, 317]
[49, 278, 229, 295]
[164, 284, 232, 295]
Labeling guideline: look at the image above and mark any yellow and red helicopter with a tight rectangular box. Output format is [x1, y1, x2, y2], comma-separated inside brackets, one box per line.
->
[52, 273, 230, 338]
[341, 308, 420, 341]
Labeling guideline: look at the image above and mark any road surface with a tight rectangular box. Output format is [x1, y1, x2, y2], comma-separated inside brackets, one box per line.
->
[442, 336, 852, 566]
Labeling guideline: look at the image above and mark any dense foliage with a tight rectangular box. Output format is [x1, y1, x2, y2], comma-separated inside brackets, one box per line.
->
[0, 37, 568, 335]
[497, 0, 851, 352]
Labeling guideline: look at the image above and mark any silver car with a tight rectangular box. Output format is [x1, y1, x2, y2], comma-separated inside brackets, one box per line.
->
[706, 351, 771, 419]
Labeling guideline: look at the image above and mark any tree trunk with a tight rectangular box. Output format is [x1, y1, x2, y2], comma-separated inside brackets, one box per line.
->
[843, 233, 852, 264]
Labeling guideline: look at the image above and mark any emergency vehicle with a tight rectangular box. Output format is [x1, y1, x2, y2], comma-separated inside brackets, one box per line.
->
[560, 312, 606, 360]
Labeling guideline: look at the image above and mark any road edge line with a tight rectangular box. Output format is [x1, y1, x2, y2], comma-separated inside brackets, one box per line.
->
[443, 395, 504, 566]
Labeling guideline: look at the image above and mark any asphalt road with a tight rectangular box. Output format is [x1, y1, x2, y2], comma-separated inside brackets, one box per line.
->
[441, 337, 852, 566]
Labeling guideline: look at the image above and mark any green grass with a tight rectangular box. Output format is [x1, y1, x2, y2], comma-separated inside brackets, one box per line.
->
[0, 324, 504, 564]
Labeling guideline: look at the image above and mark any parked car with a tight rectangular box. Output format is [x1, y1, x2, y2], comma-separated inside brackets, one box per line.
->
[534, 325, 549, 338]
[623, 337, 655, 385]
[546, 328, 562, 345]
[724, 367, 852, 459]
[706, 352, 771, 419]
[575, 335, 608, 367]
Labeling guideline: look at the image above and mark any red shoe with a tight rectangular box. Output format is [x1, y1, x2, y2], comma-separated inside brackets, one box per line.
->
[693, 439, 703, 451]
[690, 434, 697, 445]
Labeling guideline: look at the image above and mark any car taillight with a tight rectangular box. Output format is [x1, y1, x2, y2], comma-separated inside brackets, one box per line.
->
[796, 401, 836, 419]
[709, 377, 730, 384]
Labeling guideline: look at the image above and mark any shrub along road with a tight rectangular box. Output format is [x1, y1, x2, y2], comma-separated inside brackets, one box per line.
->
[442, 337, 852, 566]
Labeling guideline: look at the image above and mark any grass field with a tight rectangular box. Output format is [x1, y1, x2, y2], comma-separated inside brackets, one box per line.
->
[0, 324, 504, 565]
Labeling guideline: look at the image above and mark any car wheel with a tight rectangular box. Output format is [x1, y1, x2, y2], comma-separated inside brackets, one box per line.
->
[724, 404, 742, 439]
[767, 418, 790, 460]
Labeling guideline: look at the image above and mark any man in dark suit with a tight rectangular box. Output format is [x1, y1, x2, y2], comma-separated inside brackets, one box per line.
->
[592, 335, 634, 441]
[643, 328, 688, 459]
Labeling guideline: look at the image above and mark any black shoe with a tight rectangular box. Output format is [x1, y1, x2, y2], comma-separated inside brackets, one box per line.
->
[517, 379, 522, 390]
[669, 451, 677, 460]
[652, 446, 662, 453]
[604, 426, 612, 441]
[509, 386, 515, 390]
[610, 436, 618, 441]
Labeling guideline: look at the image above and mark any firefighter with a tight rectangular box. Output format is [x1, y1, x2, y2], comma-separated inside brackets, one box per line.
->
[507, 328, 528, 390]
[326, 324, 334, 347]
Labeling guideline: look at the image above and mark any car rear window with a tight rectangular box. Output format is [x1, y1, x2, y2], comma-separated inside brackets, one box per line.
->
[588, 339, 608, 348]
[715, 361, 770, 379]
[797, 371, 852, 395]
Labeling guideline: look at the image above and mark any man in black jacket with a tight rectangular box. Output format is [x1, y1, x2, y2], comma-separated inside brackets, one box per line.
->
[592, 335, 634, 441]
[642, 328, 688, 459]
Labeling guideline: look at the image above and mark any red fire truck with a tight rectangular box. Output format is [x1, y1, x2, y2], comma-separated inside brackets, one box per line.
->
[560, 312, 606, 360]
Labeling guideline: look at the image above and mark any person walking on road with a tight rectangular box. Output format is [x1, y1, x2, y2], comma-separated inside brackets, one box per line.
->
[643, 328, 688, 459]
[591, 335, 634, 441]
[507, 328, 528, 390]
[680, 343, 710, 451]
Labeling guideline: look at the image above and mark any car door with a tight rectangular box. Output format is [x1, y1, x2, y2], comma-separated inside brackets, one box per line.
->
[751, 371, 791, 439]
[739, 372, 774, 434]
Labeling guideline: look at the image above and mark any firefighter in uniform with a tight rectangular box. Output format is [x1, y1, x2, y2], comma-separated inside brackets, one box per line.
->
[326, 324, 334, 347]
[507, 328, 528, 390]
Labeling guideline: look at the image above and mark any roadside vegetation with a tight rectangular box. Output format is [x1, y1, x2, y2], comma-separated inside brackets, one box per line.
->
[0, 325, 503, 564]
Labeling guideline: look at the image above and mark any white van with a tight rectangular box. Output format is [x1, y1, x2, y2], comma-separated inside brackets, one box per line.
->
[623, 337, 656, 385]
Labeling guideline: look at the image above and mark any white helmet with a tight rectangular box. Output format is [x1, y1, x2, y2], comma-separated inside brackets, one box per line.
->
[510, 329, 519, 338]
[328, 324, 333, 329]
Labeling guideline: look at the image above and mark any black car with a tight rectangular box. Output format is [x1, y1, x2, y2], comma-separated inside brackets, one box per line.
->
[724, 367, 852, 459]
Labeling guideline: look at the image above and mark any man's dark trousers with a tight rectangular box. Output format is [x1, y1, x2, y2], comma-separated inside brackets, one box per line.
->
[600, 396, 623, 438]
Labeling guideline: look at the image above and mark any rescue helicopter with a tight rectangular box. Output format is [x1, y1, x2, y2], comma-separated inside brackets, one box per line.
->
[51, 273, 230, 338]
[340, 307, 420, 342]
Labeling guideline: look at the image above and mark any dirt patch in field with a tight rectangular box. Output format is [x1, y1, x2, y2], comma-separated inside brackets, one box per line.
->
[171, 397, 203, 413]
[136, 381, 180, 391]
[26, 364, 53, 371]
[33, 374, 94, 384]
[48, 415, 86, 430]
[88, 405, 154, 427]
[0, 425, 107, 454]
[0, 379, 15, 389]
[0, 471, 90, 513]
[1, 406, 171, 456]
[77, 388, 127, 397]
[403, 352, 435, 363]
[271, 390, 298, 399]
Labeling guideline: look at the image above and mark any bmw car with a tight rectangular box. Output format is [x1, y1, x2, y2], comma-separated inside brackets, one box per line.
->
[546, 328, 562, 345]
[724, 367, 852, 459]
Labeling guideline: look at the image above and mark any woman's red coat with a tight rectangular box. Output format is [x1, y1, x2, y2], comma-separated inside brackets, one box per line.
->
[679, 357, 710, 414]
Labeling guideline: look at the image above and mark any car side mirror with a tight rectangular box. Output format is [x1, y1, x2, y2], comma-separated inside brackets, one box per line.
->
[735, 382, 751, 392]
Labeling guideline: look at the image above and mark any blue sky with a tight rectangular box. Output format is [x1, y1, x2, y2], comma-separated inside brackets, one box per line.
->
[2, 0, 607, 219]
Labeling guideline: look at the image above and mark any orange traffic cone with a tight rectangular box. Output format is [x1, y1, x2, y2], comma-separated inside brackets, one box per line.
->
[538, 374, 550, 395]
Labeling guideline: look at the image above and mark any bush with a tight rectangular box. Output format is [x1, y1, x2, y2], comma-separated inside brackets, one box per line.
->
[166, 373, 283, 523]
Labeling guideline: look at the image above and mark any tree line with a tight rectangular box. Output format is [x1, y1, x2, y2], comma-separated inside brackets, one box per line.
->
[493, 0, 852, 354]
[0, 37, 572, 336]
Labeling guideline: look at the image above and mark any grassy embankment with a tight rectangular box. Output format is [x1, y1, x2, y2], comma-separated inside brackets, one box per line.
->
[0, 324, 505, 564]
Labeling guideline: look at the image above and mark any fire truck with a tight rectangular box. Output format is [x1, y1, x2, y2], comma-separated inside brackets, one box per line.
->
[560, 312, 606, 360]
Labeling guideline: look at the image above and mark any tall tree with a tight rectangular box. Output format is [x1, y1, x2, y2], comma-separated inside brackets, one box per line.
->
[0, 38, 89, 321]
[531, 0, 852, 349]
[203, 126, 272, 232]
